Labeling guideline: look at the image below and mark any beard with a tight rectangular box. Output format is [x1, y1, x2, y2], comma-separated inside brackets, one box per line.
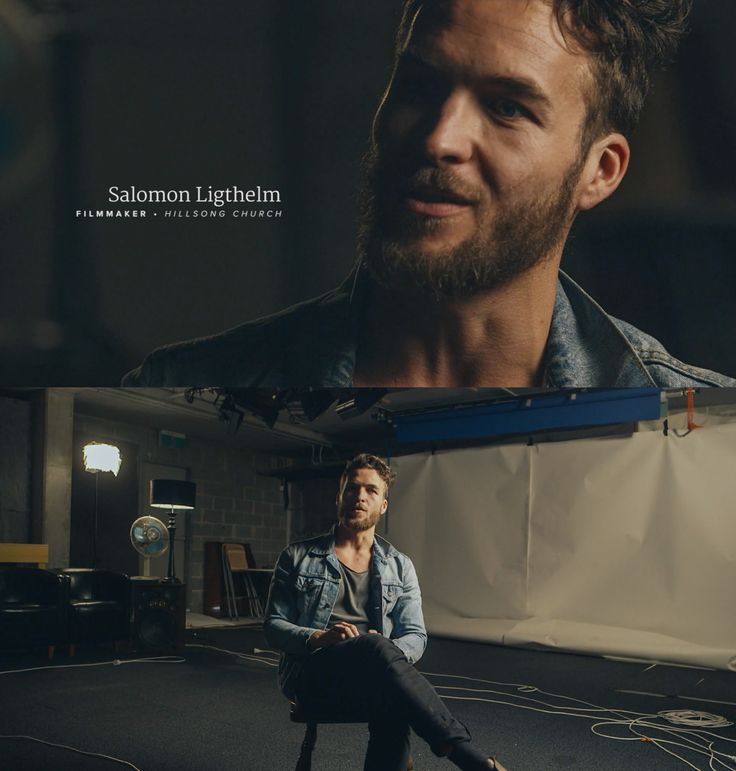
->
[338, 504, 383, 532]
[357, 144, 584, 301]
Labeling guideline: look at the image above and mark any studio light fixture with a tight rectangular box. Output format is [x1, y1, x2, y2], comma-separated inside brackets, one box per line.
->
[150, 479, 196, 583]
[82, 443, 122, 475]
[82, 442, 122, 568]
[335, 389, 388, 421]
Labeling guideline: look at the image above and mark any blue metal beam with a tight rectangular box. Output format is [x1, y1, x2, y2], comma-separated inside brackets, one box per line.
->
[388, 389, 662, 444]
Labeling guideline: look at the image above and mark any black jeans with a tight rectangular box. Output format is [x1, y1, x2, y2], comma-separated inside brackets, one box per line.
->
[295, 634, 470, 771]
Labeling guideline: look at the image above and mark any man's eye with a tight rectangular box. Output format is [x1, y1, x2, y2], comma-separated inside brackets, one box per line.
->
[486, 98, 525, 120]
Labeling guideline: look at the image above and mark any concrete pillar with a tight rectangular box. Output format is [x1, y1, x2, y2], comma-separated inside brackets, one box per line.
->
[0, 395, 33, 542]
[32, 389, 74, 568]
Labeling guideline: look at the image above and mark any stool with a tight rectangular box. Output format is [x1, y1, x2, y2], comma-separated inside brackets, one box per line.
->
[289, 701, 414, 770]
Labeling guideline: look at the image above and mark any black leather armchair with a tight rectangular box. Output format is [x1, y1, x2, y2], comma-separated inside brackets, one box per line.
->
[0, 568, 66, 659]
[62, 569, 130, 655]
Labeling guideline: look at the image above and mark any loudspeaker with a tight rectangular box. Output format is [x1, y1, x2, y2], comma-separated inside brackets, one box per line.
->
[130, 578, 186, 653]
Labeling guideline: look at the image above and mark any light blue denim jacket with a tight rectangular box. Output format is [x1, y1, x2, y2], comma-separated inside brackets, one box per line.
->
[123, 265, 736, 388]
[263, 527, 427, 699]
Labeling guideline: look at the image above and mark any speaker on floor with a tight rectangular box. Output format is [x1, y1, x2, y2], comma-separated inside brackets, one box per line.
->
[130, 578, 186, 652]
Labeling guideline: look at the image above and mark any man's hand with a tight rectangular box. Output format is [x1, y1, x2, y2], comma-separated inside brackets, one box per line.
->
[306, 622, 361, 650]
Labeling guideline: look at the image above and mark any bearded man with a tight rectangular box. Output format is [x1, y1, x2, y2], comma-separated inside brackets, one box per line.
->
[264, 454, 509, 770]
[123, 0, 735, 388]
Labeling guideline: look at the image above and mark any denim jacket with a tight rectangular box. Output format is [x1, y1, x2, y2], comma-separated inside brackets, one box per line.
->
[263, 527, 427, 699]
[122, 265, 735, 388]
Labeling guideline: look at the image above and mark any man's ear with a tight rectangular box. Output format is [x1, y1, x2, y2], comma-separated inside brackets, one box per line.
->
[576, 133, 630, 212]
[380, 498, 389, 515]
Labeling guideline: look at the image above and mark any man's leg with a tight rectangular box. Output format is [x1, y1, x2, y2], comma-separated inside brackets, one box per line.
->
[355, 636, 499, 770]
[296, 635, 472, 761]
[364, 714, 411, 771]
[296, 637, 412, 771]
[349, 634, 471, 753]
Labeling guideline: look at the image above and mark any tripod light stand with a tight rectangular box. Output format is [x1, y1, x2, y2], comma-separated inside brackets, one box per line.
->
[82, 442, 122, 568]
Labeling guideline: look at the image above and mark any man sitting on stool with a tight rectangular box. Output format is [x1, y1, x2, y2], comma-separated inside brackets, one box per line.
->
[264, 454, 508, 771]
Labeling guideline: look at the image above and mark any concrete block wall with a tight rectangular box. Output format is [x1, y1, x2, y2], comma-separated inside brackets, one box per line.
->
[74, 412, 291, 613]
[289, 476, 341, 541]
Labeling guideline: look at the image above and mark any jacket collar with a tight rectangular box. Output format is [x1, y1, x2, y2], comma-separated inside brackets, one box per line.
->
[308, 264, 656, 388]
[545, 272, 655, 387]
[307, 524, 397, 564]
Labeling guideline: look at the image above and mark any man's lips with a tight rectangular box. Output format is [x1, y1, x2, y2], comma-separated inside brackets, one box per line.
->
[404, 198, 472, 217]
[399, 184, 475, 218]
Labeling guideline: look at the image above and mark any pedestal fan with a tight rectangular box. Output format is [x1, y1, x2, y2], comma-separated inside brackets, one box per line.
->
[129, 516, 169, 577]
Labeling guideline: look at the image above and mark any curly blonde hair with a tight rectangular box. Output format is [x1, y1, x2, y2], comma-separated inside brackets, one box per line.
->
[340, 454, 396, 497]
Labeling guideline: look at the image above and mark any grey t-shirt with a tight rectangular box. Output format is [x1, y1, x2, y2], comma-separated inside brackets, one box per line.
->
[327, 560, 370, 633]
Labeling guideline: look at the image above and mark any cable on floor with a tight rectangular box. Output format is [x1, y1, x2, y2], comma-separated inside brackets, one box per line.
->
[0, 654, 186, 768]
[0, 735, 143, 770]
[0, 654, 185, 676]
[185, 642, 278, 667]
[423, 670, 736, 771]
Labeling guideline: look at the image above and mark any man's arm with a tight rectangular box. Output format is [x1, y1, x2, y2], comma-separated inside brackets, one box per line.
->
[389, 557, 428, 664]
[263, 547, 318, 656]
[264, 547, 372, 654]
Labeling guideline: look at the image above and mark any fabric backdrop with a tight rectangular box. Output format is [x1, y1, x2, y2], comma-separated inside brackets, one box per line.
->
[385, 423, 736, 671]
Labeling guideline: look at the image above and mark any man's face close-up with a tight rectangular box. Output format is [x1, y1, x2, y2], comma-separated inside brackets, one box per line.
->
[361, 0, 596, 299]
[337, 468, 389, 532]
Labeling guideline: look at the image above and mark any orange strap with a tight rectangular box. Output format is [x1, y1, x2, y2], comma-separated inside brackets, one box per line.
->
[686, 388, 701, 431]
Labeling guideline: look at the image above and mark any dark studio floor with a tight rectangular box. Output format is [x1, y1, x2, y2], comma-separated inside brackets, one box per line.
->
[1, 627, 735, 771]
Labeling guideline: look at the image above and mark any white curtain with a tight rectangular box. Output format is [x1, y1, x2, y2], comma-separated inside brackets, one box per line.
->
[385, 423, 736, 671]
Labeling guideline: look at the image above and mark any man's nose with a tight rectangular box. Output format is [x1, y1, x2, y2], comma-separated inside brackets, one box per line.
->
[421, 90, 477, 165]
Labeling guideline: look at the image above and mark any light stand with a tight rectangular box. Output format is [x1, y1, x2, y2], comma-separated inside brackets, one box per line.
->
[82, 443, 122, 568]
[93, 472, 98, 567]
[166, 507, 177, 581]
[149, 479, 196, 583]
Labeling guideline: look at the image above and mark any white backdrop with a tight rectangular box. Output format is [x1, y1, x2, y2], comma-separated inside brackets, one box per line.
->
[386, 423, 736, 670]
